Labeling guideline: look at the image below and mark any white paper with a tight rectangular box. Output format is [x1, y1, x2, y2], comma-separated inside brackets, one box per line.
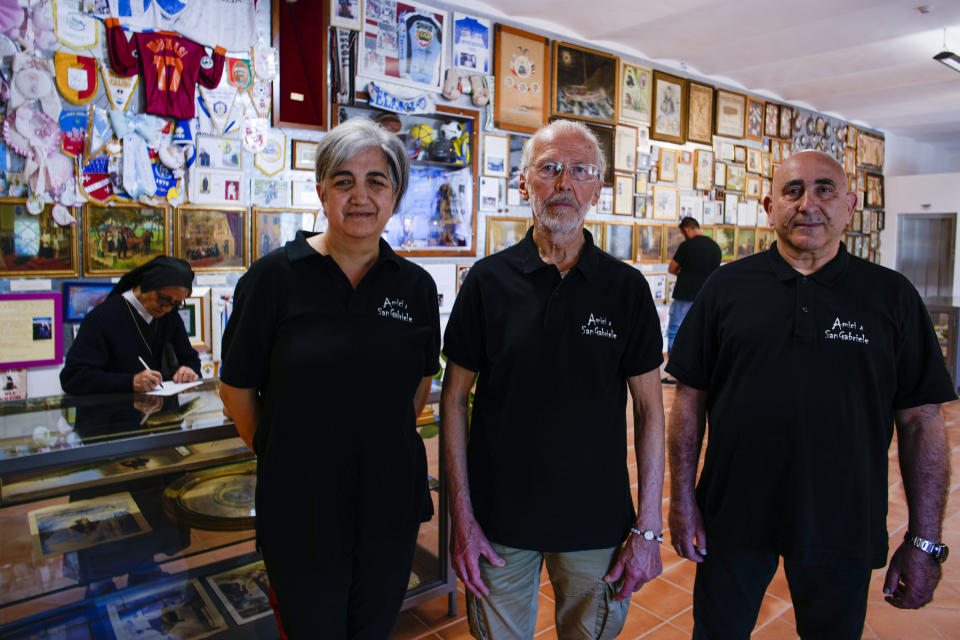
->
[146, 380, 204, 396]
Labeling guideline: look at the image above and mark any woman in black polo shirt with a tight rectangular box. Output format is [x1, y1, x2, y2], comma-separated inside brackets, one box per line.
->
[219, 118, 440, 638]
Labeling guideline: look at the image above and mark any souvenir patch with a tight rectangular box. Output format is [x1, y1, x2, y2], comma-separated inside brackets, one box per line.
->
[226, 58, 252, 91]
[59, 109, 89, 157]
[54, 52, 99, 105]
[79, 155, 117, 204]
[100, 65, 139, 112]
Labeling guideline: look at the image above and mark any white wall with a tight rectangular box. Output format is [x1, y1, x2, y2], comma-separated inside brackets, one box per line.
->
[881, 172, 960, 295]
[885, 134, 960, 176]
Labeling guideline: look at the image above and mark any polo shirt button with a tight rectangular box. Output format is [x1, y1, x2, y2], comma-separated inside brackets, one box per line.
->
[801, 277, 807, 284]
[802, 306, 808, 313]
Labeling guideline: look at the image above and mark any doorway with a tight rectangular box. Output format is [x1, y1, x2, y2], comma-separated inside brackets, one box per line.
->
[896, 213, 955, 297]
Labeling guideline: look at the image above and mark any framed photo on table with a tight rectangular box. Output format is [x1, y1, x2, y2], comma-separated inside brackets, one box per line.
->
[358, 0, 448, 92]
[551, 41, 618, 124]
[0, 199, 79, 278]
[745, 97, 764, 140]
[252, 207, 317, 261]
[686, 81, 714, 144]
[650, 70, 686, 144]
[618, 61, 652, 125]
[82, 204, 168, 277]
[635, 223, 662, 263]
[174, 206, 248, 272]
[714, 90, 746, 139]
[493, 24, 550, 133]
[291, 139, 319, 171]
[603, 221, 635, 262]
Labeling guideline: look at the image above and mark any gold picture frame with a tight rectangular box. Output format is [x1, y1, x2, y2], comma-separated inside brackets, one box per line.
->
[602, 221, 635, 262]
[618, 60, 652, 125]
[1, 199, 79, 278]
[686, 81, 714, 144]
[493, 25, 550, 134]
[635, 223, 662, 263]
[714, 89, 746, 139]
[252, 207, 317, 261]
[551, 41, 618, 125]
[82, 203, 168, 277]
[485, 216, 530, 255]
[174, 205, 249, 272]
[650, 70, 687, 144]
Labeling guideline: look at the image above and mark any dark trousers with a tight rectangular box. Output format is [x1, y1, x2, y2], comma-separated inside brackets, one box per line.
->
[692, 547, 871, 640]
[263, 522, 420, 639]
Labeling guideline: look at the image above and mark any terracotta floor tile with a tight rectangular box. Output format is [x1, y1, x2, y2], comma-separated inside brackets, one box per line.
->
[390, 611, 435, 640]
[918, 605, 960, 639]
[929, 579, 960, 608]
[534, 593, 557, 633]
[638, 622, 690, 639]
[661, 559, 696, 593]
[755, 594, 792, 629]
[618, 605, 667, 639]
[750, 613, 798, 640]
[666, 605, 693, 632]
[409, 587, 466, 629]
[631, 576, 692, 620]
[764, 567, 792, 603]
[863, 602, 941, 639]
[539, 580, 555, 602]
[435, 618, 474, 640]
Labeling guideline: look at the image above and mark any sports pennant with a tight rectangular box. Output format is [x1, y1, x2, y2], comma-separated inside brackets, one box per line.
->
[54, 53, 99, 105]
[198, 80, 238, 137]
[59, 109, 89, 157]
[86, 106, 114, 157]
[100, 66, 139, 112]
[252, 41, 278, 80]
[54, 0, 98, 49]
[254, 130, 285, 176]
[227, 58, 253, 92]
[248, 80, 271, 119]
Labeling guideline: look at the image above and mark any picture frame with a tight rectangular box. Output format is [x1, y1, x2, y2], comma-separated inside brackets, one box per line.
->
[757, 227, 776, 252]
[452, 13, 492, 73]
[644, 272, 667, 302]
[764, 102, 780, 138]
[614, 124, 638, 172]
[291, 139, 319, 172]
[746, 148, 762, 174]
[603, 221, 635, 262]
[771, 139, 782, 163]
[483, 133, 510, 178]
[174, 206, 248, 272]
[0, 199, 79, 278]
[686, 81, 715, 144]
[723, 193, 739, 224]
[658, 148, 678, 182]
[195, 135, 243, 170]
[584, 220, 604, 243]
[551, 41, 618, 124]
[650, 70, 686, 144]
[779, 105, 794, 139]
[486, 216, 529, 255]
[82, 203, 168, 277]
[252, 207, 317, 261]
[676, 163, 694, 190]
[207, 561, 274, 625]
[618, 61, 652, 125]
[725, 164, 746, 192]
[635, 223, 662, 262]
[844, 147, 857, 174]
[736, 227, 757, 259]
[582, 121, 615, 185]
[358, 0, 449, 92]
[847, 125, 858, 148]
[180, 286, 212, 351]
[702, 200, 722, 225]
[745, 97, 764, 140]
[330, 0, 361, 30]
[652, 185, 678, 220]
[633, 196, 647, 218]
[664, 225, 684, 261]
[714, 161, 726, 187]
[635, 171, 648, 195]
[191, 168, 245, 205]
[781, 140, 793, 161]
[62, 281, 113, 323]
[865, 172, 884, 209]
[507, 133, 528, 205]
[734, 145, 747, 164]
[291, 180, 322, 207]
[0, 292, 63, 369]
[251, 179, 292, 208]
[762, 152, 773, 178]
[613, 174, 635, 215]
[27, 491, 149, 557]
[744, 174, 762, 199]
[104, 579, 227, 639]
[493, 24, 550, 134]
[714, 89, 746, 139]
[857, 131, 884, 171]
[715, 225, 736, 261]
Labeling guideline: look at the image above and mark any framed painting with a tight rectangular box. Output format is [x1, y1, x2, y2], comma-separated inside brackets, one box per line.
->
[725, 164, 746, 192]
[82, 204, 168, 277]
[686, 81, 714, 145]
[650, 70, 686, 144]
[613, 174, 635, 215]
[652, 185, 678, 220]
[603, 221, 635, 262]
[714, 90, 746, 139]
[757, 227, 776, 252]
[493, 25, 550, 134]
[659, 148, 678, 182]
[0, 200, 79, 278]
[664, 225, 684, 261]
[582, 121, 614, 185]
[486, 216, 529, 255]
[584, 220, 604, 244]
[634, 196, 647, 218]
[779, 105, 794, 139]
[746, 148, 762, 174]
[714, 161, 726, 187]
[745, 97, 764, 140]
[865, 173, 884, 209]
[614, 124, 638, 172]
[844, 147, 857, 174]
[358, 0, 448, 92]
[551, 41, 617, 124]
[62, 281, 114, 323]
[291, 139, 319, 171]
[764, 102, 780, 138]
[252, 207, 317, 261]
[618, 61, 652, 124]
[744, 174, 762, 199]
[847, 125, 858, 148]
[180, 286, 212, 351]
[676, 163, 694, 190]
[736, 227, 757, 259]
[771, 139, 782, 163]
[715, 225, 736, 261]
[174, 206, 248, 272]
[857, 131, 884, 171]
[635, 223, 662, 262]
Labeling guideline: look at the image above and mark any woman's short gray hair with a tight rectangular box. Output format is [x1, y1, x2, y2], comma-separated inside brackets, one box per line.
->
[519, 120, 605, 178]
[314, 118, 410, 212]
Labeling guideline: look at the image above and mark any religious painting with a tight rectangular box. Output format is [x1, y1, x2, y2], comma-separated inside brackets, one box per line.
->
[252, 207, 317, 261]
[686, 81, 714, 144]
[650, 71, 686, 144]
[764, 102, 780, 138]
[745, 96, 764, 140]
[551, 41, 618, 124]
[174, 206, 248, 272]
[865, 173, 884, 209]
[0, 200, 79, 278]
[493, 25, 550, 133]
[635, 223, 662, 262]
[82, 204, 168, 277]
[857, 131, 884, 171]
[618, 61, 651, 125]
[779, 105, 794, 139]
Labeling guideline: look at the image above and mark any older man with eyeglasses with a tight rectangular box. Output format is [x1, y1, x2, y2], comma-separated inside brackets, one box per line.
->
[441, 120, 666, 640]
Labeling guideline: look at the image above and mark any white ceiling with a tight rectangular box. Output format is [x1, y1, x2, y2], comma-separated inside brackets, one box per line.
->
[453, 0, 960, 154]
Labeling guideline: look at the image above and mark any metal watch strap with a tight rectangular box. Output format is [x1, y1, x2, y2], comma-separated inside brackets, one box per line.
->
[905, 532, 948, 563]
[630, 527, 663, 543]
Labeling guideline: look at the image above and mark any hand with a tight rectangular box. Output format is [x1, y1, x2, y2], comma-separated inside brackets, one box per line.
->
[668, 498, 708, 562]
[604, 534, 663, 601]
[450, 511, 505, 598]
[133, 368, 162, 392]
[883, 542, 942, 609]
[172, 366, 199, 383]
[132, 395, 163, 416]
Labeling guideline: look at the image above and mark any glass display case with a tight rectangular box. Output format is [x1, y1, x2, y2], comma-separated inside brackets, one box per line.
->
[0, 380, 454, 637]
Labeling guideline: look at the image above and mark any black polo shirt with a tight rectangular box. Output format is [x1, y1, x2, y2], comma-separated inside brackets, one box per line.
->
[443, 227, 663, 552]
[666, 242, 955, 568]
[672, 234, 721, 301]
[220, 231, 440, 560]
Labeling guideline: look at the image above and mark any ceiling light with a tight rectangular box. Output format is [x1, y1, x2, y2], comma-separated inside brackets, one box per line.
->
[934, 49, 960, 72]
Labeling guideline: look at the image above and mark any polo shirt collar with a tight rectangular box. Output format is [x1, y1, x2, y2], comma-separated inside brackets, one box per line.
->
[517, 226, 601, 280]
[766, 240, 850, 285]
[286, 230, 402, 268]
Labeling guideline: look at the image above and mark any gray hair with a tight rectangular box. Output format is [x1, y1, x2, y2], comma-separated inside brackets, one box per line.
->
[314, 118, 410, 212]
[519, 119, 606, 179]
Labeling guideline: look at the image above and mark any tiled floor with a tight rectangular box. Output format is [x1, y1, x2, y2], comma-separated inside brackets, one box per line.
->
[393, 386, 960, 639]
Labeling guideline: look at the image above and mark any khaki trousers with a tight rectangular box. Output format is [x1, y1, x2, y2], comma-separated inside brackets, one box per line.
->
[466, 542, 630, 640]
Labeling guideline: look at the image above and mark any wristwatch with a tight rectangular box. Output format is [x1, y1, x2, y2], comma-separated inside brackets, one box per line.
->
[630, 528, 663, 543]
[905, 532, 949, 564]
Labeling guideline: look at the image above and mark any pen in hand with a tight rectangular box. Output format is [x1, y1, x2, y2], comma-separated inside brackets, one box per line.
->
[137, 356, 164, 390]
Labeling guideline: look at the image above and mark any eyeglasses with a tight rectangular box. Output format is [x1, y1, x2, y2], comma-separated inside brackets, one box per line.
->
[155, 293, 184, 310]
[533, 161, 601, 182]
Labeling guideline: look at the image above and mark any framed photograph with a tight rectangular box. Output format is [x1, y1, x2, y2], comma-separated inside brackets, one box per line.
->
[734, 145, 747, 164]
[612, 174, 635, 215]
[633, 196, 647, 217]
[252, 207, 317, 261]
[494, 25, 549, 133]
[552, 41, 618, 124]
[174, 206, 248, 272]
[771, 139, 782, 163]
[291, 180, 322, 207]
[757, 227, 776, 252]
[761, 177, 772, 200]
[27, 491, 150, 557]
[781, 141, 793, 161]
[764, 102, 780, 138]
[779, 105, 794, 139]
[584, 220, 604, 243]
[635, 223, 662, 262]
[619, 61, 652, 124]
[82, 204, 168, 277]
[483, 134, 509, 178]
[582, 121, 615, 185]
[507, 133, 528, 204]
[456, 264, 471, 292]
[452, 13, 492, 73]
[635, 171, 648, 195]
[723, 192, 739, 224]
[614, 125, 638, 172]
[192, 168, 245, 205]
[736, 227, 757, 259]
[0, 292, 63, 369]
[686, 81, 714, 145]
[659, 148, 678, 182]
[251, 179, 292, 208]
[715, 225, 736, 261]
[844, 147, 857, 174]
[714, 90, 746, 139]
[719, 141, 735, 161]
[857, 131, 884, 171]
[746, 148, 762, 174]
[744, 174, 762, 199]
[181, 286, 212, 351]
[664, 225, 684, 261]
[596, 188, 613, 215]
[762, 152, 773, 178]
[330, 0, 361, 29]
[0, 199, 79, 278]
[644, 272, 667, 302]
[62, 281, 113, 323]
[865, 173, 884, 209]
[650, 70, 686, 144]
[847, 125, 858, 148]
[679, 193, 702, 221]
[479, 176, 503, 211]
[714, 161, 726, 187]
[745, 97, 764, 140]
[680, 151, 693, 165]
[291, 139, 319, 172]
[676, 163, 694, 190]
[725, 164, 746, 192]
[486, 216, 529, 255]
[196, 135, 243, 170]
[104, 579, 227, 640]
[652, 185, 678, 220]
[207, 560, 274, 625]
[702, 200, 722, 225]
[603, 222, 635, 262]
[358, 0, 448, 92]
